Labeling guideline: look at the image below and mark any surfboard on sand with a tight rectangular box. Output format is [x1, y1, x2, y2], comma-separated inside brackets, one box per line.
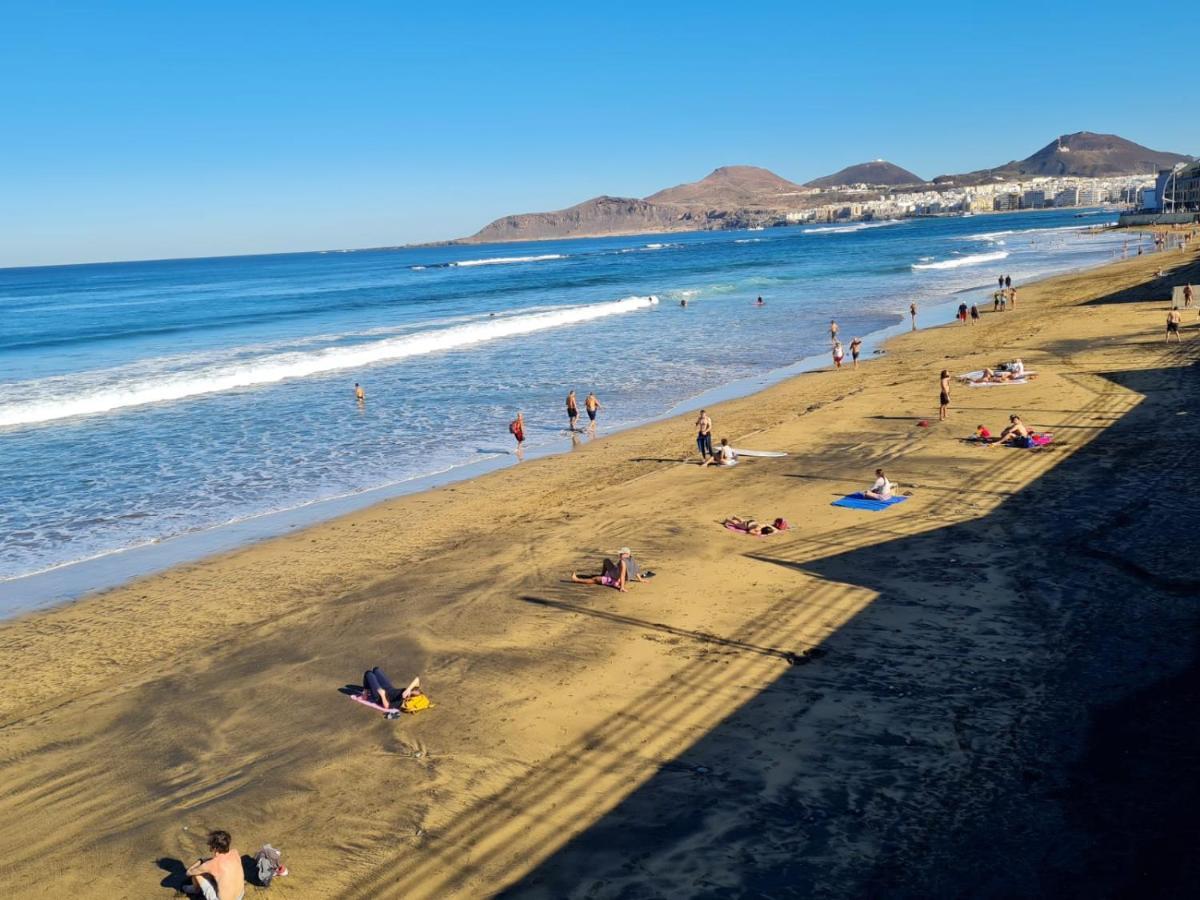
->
[732, 449, 788, 458]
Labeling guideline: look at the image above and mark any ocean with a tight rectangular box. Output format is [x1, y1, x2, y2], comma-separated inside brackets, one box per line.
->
[0, 209, 1131, 610]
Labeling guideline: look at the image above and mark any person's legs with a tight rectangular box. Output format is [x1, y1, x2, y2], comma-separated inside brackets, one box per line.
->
[363, 670, 382, 702]
[373, 668, 399, 696]
[571, 572, 604, 585]
[702, 433, 713, 457]
[187, 873, 219, 900]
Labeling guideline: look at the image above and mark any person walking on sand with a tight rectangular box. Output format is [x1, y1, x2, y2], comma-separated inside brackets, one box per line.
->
[957, 301, 968, 325]
[509, 412, 525, 457]
[184, 830, 244, 900]
[566, 391, 579, 431]
[585, 391, 600, 433]
[939, 369, 951, 421]
[695, 409, 714, 461]
[1167, 308, 1182, 342]
[1185, 284, 1194, 308]
[829, 320, 839, 343]
[832, 340, 844, 369]
[850, 337, 862, 368]
[910, 301, 918, 330]
[354, 382, 365, 402]
[970, 303, 980, 324]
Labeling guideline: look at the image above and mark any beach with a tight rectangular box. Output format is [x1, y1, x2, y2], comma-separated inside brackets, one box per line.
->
[1, 241, 1198, 897]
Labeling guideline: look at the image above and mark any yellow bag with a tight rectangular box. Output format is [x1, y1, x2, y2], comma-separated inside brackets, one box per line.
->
[401, 693, 432, 714]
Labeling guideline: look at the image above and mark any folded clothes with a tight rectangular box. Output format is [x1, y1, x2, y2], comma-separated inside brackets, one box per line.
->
[831, 493, 910, 512]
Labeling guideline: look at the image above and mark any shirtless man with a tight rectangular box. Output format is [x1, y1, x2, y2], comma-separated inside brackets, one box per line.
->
[1184, 284, 1194, 308]
[849, 337, 862, 368]
[829, 320, 839, 343]
[909, 301, 917, 330]
[939, 369, 951, 421]
[184, 830, 244, 900]
[695, 409, 713, 460]
[1167, 308, 1182, 342]
[999, 414, 1030, 443]
[566, 391, 579, 431]
[354, 382, 365, 402]
[585, 391, 600, 433]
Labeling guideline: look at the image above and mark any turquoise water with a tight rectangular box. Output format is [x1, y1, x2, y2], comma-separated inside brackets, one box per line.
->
[0, 210, 1128, 596]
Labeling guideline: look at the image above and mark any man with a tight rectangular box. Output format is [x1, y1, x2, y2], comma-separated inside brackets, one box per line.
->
[695, 409, 713, 460]
[1184, 284, 1194, 308]
[829, 320, 839, 343]
[1005, 275, 1012, 290]
[909, 301, 917, 330]
[585, 391, 600, 433]
[1167, 308, 1182, 343]
[184, 830, 244, 900]
[566, 391, 579, 431]
[354, 382, 365, 402]
[957, 301, 968, 325]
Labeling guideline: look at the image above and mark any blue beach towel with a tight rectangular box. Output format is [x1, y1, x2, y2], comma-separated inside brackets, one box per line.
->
[831, 493, 910, 512]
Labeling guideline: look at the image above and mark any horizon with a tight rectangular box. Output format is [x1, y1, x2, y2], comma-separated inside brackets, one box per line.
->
[2, 0, 1196, 268]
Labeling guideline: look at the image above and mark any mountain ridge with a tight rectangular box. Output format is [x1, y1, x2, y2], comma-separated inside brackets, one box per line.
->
[805, 160, 924, 188]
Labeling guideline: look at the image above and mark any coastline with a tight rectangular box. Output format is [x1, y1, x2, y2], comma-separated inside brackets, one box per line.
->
[0, 221, 1125, 615]
[2, 243, 1198, 897]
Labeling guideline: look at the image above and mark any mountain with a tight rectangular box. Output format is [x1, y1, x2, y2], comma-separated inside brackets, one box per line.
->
[465, 196, 701, 244]
[805, 160, 924, 188]
[933, 132, 1193, 185]
[646, 165, 809, 208]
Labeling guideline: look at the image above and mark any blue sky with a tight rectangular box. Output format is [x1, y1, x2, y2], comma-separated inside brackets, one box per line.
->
[1, 0, 1195, 267]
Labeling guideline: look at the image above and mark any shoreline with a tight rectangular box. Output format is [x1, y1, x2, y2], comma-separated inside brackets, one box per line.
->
[1, 242, 1199, 897]
[0, 228, 1121, 616]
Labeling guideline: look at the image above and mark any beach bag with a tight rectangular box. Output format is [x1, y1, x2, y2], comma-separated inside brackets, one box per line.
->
[255, 844, 283, 886]
[402, 693, 432, 714]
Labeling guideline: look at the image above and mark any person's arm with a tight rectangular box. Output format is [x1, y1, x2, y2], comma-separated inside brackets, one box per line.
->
[186, 858, 214, 877]
[402, 676, 421, 700]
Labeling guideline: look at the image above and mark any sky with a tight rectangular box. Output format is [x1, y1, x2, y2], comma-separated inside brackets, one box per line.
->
[1, 0, 1196, 267]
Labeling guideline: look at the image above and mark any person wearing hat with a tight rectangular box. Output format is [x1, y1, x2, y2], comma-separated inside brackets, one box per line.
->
[571, 547, 651, 592]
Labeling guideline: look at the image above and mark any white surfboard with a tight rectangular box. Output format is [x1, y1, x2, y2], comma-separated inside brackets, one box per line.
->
[732, 449, 788, 458]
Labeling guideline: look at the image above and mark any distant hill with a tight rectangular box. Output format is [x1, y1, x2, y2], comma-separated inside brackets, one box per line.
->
[646, 165, 809, 208]
[465, 196, 699, 244]
[805, 160, 924, 189]
[934, 132, 1193, 185]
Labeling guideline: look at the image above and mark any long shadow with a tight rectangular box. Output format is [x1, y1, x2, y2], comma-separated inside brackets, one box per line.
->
[501, 351, 1200, 898]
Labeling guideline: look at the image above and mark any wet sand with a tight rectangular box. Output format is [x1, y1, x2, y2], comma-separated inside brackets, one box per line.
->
[1, 241, 1199, 898]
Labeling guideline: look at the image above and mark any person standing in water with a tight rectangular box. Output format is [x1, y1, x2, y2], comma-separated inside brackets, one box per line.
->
[910, 301, 918, 330]
[585, 391, 601, 433]
[939, 369, 951, 421]
[830, 320, 839, 343]
[1005, 275, 1012, 290]
[354, 382, 365, 402]
[566, 391, 579, 431]
[509, 412, 525, 457]
[756, 296, 765, 307]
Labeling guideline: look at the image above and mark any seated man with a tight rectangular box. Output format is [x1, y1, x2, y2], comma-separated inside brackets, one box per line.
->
[999, 414, 1031, 444]
[184, 831, 244, 900]
[863, 469, 894, 501]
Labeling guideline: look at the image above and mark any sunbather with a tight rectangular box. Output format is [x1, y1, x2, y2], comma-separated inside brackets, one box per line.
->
[362, 667, 420, 710]
[571, 547, 646, 591]
[999, 414, 1031, 444]
[724, 516, 789, 535]
[863, 468, 894, 501]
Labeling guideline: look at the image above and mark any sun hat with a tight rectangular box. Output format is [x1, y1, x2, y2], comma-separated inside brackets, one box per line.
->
[619, 547, 631, 555]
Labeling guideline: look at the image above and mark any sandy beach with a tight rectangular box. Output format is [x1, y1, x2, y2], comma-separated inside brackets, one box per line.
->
[2, 239, 1199, 898]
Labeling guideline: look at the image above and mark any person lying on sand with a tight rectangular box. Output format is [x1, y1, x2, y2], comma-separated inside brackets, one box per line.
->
[362, 667, 421, 710]
[724, 516, 789, 536]
[571, 548, 648, 592]
[863, 468, 894, 501]
[701, 438, 737, 467]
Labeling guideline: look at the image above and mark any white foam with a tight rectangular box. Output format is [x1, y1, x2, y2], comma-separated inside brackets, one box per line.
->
[912, 250, 1009, 270]
[450, 254, 566, 267]
[803, 220, 903, 234]
[0, 296, 659, 428]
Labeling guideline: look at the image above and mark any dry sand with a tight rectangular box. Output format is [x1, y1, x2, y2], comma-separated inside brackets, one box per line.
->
[2, 241, 1199, 898]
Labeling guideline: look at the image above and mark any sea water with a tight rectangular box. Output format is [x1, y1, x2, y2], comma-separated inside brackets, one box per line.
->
[0, 209, 1131, 607]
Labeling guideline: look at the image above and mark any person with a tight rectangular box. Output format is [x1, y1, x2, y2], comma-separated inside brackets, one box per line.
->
[1010, 358, 1025, 377]
[849, 337, 862, 368]
[572, 548, 645, 592]
[680, 298, 688, 307]
[999, 414, 1030, 444]
[863, 468, 894, 501]
[1167, 308, 1182, 342]
[1185, 284, 1194, 308]
[702, 438, 737, 467]
[910, 301, 918, 330]
[695, 409, 713, 460]
[509, 412, 525, 456]
[723, 516, 789, 536]
[973, 424, 994, 442]
[585, 391, 600, 432]
[830, 320, 839, 343]
[970, 303, 980, 324]
[999, 291, 1008, 312]
[998, 275, 1004, 291]
[1008, 287, 1017, 309]
[957, 302, 968, 325]
[832, 340, 844, 368]
[756, 295, 765, 307]
[939, 369, 950, 421]
[361, 667, 421, 710]
[184, 830, 244, 900]
[354, 382, 365, 402]
[1005, 275, 1012, 290]
[566, 391, 579, 431]
[993, 291, 1002, 312]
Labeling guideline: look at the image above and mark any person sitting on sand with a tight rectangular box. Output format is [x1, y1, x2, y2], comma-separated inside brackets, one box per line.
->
[973, 424, 994, 443]
[571, 547, 646, 592]
[702, 438, 737, 467]
[184, 830, 244, 900]
[999, 414, 1030, 444]
[863, 468, 894, 501]
[362, 667, 421, 710]
[724, 516, 789, 536]
[1009, 358, 1025, 377]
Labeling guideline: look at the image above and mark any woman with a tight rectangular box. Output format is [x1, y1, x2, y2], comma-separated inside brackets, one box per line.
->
[724, 516, 788, 536]
[970, 304, 980, 324]
[509, 412, 525, 456]
[572, 548, 643, 592]
[362, 668, 421, 710]
[939, 370, 950, 421]
[864, 468, 894, 501]
[833, 341, 844, 369]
